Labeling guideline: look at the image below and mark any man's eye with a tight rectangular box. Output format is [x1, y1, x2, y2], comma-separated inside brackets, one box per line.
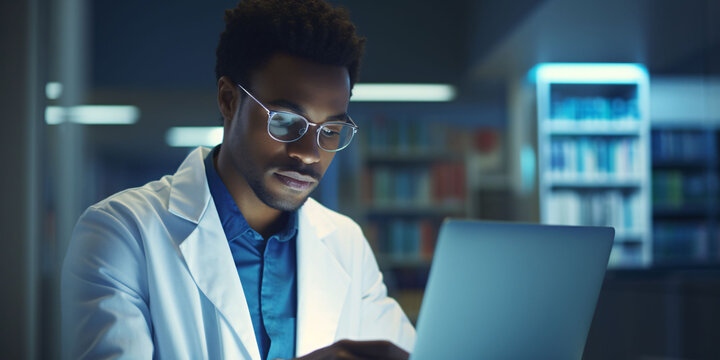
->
[320, 127, 340, 137]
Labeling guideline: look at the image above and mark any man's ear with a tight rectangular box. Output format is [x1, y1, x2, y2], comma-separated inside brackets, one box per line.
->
[217, 76, 240, 123]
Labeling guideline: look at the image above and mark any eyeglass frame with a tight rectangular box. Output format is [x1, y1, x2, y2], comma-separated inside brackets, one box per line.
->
[236, 83, 358, 152]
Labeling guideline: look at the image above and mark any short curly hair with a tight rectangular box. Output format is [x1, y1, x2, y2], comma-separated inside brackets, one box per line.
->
[215, 0, 366, 89]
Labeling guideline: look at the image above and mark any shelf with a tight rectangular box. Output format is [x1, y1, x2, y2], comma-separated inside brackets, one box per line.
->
[647, 260, 720, 269]
[536, 64, 652, 267]
[653, 205, 710, 218]
[364, 151, 462, 164]
[651, 120, 720, 130]
[364, 203, 465, 217]
[652, 160, 712, 169]
[542, 120, 642, 135]
[546, 177, 643, 188]
[472, 174, 511, 190]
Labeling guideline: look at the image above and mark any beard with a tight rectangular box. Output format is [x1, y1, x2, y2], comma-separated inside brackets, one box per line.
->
[248, 170, 315, 212]
[234, 150, 320, 212]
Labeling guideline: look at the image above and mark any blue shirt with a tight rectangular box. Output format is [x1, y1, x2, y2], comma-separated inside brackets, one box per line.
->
[204, 146, 298, 360]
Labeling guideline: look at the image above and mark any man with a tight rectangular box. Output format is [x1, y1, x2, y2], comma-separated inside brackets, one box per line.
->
[61, 1, 416, 359]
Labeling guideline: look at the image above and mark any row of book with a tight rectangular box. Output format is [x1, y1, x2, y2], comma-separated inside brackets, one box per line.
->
[362, 117, 465, 153]
[545, 190, 643, 232]
[653, 222, 716, 262]
[651, 130, 712, 162]
[363, 163, 466, 207]
[652, 171, 715, 207]
[548, 137, 640, 179]
[364, 220, 438, 260]
[550, 96, 639, 121]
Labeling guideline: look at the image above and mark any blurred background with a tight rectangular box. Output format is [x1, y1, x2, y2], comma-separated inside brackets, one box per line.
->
[1, 0, 719, 358]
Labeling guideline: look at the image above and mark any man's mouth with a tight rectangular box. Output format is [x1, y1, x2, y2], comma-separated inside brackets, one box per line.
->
[274, 170, 317, 191]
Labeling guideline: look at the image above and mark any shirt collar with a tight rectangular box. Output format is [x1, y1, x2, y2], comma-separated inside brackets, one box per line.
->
[204, 145, 297, 243]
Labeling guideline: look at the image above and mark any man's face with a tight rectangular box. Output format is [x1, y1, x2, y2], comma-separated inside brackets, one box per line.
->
[221, 54, 351, 211]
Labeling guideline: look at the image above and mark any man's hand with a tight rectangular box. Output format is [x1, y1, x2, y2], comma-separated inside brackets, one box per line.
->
[281, 339, 410, 360]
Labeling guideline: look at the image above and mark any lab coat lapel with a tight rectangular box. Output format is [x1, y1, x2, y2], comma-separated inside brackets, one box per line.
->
[295, 199, 351, 356]
[170, 147, 261, 360]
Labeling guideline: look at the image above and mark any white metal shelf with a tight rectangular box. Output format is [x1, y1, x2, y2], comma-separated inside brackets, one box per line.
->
[544, 176, 644, 188]
[535, 63, 652, 268]
[542, 120, 642, 135]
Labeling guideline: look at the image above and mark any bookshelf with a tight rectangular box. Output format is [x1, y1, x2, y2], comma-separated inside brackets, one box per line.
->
[345, 108, 505, 322]
[535, 63, 652, 268]
[359, 116, 469, 267]
[650, 125, 719, 265]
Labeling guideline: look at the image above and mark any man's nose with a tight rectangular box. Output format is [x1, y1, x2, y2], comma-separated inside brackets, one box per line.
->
[286, 129, 320, 165]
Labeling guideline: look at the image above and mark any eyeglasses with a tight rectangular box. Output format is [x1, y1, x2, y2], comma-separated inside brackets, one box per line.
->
[237, 84, 358, 152]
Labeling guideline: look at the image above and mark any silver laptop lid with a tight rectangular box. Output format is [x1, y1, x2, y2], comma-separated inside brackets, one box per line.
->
[411, 220, 614, 360]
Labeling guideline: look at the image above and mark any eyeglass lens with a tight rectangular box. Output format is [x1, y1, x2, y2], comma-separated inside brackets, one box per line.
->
[268, 112, 355, 151]
[268, 112, 305, 139]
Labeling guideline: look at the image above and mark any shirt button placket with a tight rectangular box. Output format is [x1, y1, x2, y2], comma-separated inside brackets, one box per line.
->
[261, 236, 277, 354]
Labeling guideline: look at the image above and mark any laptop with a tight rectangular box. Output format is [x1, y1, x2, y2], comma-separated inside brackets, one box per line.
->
[410, 220, 614, 360]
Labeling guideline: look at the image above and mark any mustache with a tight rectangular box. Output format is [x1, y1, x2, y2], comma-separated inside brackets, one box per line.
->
[273, 164, 322, 181]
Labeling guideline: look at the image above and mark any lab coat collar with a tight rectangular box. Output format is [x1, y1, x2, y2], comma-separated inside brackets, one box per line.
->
[168, 147, 212, 224]
[173, 147, 261, 359]
[170, 147, 350, 358]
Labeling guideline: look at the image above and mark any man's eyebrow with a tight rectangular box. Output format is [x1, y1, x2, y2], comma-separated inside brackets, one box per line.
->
[267, 99, 349, 122]
[267, 99, 304, 114]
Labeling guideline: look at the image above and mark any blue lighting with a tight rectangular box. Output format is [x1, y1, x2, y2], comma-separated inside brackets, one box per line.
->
[530, 63, 649, 84]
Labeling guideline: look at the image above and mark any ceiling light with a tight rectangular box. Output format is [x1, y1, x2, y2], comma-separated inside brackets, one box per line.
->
[351, 83, 456, 102]
[531, 63, 648, 84]
[45, 82, 63, 100]
[165, 126, 223, 148]
[45, 105, 139, 125]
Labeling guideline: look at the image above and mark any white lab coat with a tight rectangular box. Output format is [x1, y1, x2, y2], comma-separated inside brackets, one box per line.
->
[61, 147, 416, 359]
